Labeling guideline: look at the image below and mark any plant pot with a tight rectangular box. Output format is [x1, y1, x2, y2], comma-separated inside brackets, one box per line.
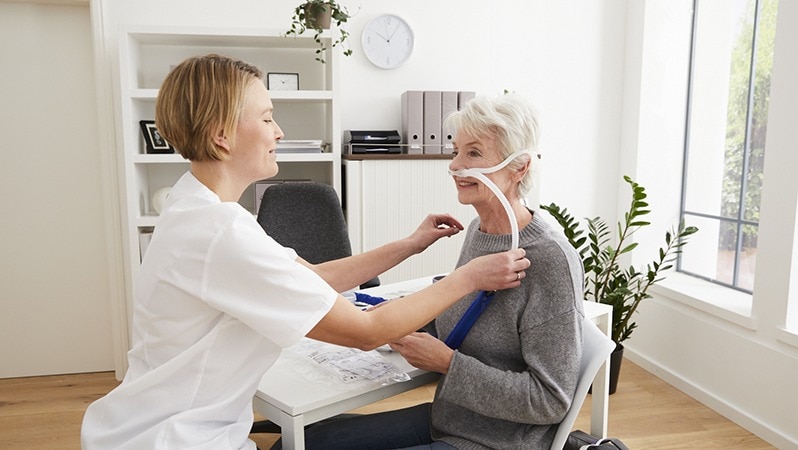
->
[304, 2, 332, 30]
[608, 343, 624, 395]
[588, 343, 624, 396]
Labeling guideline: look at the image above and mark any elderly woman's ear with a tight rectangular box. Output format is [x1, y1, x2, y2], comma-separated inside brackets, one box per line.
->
[514, 154, 532, 177]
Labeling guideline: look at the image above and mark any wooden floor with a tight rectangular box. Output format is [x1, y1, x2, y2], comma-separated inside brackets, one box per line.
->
[0, 360, 774, 449]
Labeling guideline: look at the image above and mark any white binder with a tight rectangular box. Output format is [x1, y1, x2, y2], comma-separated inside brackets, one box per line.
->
[441, 91, 458, 155]
[401, 90, 424, 155]
[423, 91, 442, 154]
[457, 91, 475, 110]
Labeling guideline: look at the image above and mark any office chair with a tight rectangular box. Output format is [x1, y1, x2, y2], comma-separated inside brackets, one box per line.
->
[256, 181, 379, 289]
[251, 182, 379, 436]
[550, 316, 617, 450]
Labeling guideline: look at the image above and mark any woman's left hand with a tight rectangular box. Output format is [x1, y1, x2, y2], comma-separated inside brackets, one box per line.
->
[389, 332, 454, 374]
[408, 214, 464, 254]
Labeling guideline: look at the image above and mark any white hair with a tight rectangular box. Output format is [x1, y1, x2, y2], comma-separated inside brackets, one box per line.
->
[444, 93, 541, 196]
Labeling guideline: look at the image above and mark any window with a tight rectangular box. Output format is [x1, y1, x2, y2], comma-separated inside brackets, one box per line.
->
[679, 0, 778, 293]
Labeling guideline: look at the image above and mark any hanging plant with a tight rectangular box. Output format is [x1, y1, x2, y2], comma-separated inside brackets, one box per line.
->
[285, 1, 353, 64]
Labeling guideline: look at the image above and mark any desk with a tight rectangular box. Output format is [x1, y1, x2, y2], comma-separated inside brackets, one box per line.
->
[253, 277, 613, 449]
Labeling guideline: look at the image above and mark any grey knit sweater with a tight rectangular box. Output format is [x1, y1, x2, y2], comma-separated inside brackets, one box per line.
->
[430, 212, 585, 450]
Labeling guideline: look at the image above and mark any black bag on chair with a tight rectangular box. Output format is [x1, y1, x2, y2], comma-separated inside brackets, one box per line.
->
[564, 430, 630, 450]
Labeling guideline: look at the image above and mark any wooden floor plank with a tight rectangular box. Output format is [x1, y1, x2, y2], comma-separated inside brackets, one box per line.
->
[0, 360, 774, 449]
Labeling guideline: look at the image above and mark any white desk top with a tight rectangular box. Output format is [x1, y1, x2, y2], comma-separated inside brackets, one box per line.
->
[255, 276, 611, 417]
[255, 346, 430, 416]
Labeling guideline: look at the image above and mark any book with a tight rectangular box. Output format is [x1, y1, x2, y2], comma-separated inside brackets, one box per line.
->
[277, 140, 325, 153]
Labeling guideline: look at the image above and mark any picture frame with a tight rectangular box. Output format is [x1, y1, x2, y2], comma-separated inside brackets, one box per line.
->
[267, 72, 300, 91]
[139, 120, 175, 154]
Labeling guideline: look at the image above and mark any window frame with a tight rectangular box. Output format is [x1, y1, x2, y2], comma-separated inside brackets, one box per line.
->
[678, 0, 768, 294]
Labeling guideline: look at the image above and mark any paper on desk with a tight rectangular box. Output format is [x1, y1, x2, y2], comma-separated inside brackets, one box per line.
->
[278, 338, 410, 391]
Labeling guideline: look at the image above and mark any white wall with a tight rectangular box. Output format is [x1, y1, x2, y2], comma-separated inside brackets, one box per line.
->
[0, 1, 115, 377]
[621, 1, 798, 448]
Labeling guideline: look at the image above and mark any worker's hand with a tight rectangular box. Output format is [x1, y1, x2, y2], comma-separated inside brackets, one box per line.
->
[390, 332, 453, 374]
[406, 213, 465, 254]
[457, 248, 529, 292]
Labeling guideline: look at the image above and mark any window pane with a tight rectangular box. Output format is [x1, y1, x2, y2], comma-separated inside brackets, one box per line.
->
[680, 215, 736, 285]
[737, 224, 758, 291]
[684, 0, 754, 219]
[744, 0, 778, 222]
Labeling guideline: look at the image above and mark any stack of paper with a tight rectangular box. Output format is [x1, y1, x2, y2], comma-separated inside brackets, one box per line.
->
[277, 140, 325, 153]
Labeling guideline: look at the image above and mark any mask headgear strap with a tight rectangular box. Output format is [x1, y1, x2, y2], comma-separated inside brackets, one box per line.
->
[448, 150, 529, 250]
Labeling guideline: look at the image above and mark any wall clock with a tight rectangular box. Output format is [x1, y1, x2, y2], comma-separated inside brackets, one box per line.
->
[267, 72, 299, 91]
[361, 14, 414, 69]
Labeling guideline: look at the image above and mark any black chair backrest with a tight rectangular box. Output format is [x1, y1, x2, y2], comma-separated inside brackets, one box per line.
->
[256, 182, 379, 288]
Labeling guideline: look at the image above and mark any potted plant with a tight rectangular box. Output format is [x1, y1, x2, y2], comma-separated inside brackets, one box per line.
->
[540, 176, 698, 393]
[285, 1, 353, 63]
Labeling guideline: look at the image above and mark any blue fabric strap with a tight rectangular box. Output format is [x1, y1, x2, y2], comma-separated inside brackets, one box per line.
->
[354, 292, 387, 306]
[444, 290, 495, 349]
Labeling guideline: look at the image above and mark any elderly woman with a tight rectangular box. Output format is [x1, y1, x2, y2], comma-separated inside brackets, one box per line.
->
[298, 93, 584, 450]
[80, 55, 529, 450]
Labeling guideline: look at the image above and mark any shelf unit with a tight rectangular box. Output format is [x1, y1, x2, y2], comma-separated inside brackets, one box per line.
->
[116, 25, 341, 309]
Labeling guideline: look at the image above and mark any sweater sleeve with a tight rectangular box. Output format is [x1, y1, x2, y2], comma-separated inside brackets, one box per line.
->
[436, 309, 582, 424]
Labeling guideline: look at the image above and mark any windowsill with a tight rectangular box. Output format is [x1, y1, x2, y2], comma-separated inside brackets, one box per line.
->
[649, 272, 757, 330]
[775, 327, 798, 348]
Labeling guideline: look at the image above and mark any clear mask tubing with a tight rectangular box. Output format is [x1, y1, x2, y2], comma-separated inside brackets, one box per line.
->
[448, 149, 529, 250]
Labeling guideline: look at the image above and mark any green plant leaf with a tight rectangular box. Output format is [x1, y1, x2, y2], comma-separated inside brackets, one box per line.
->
[542, 176, 700, 344]
[619, 243, 638, 254]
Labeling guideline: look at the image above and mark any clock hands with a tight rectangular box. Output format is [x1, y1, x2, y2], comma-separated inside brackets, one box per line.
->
[371, 19, 402, 44]
[371, 29, 390, 42]
[387, 23, 401, 42]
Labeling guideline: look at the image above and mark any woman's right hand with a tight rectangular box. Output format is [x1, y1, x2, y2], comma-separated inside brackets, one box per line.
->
[456, 248, 530, 292]
[405, 213, 465, 254]
[447, 248, 532, 291]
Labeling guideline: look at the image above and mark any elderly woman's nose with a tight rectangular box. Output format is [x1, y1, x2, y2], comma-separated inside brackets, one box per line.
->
[449, 153, 465, 172]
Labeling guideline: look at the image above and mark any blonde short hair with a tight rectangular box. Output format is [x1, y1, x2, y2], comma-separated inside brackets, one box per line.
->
[155, 54, 262, 161]
[444, 93, 540, 196]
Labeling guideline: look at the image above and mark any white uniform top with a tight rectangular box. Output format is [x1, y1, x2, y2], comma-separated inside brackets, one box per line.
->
[81, 172, 338, 449]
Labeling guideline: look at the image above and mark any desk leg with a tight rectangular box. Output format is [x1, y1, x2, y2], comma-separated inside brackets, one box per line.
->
[276, 413, 305, 450]
[591, 311, 611, 439]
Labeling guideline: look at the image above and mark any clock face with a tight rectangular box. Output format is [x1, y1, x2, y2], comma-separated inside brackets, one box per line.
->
[267, 72, 299, 91]
[361, 14, 414, 69]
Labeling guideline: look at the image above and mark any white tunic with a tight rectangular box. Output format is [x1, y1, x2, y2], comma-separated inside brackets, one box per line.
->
[82, 172, 337, 449]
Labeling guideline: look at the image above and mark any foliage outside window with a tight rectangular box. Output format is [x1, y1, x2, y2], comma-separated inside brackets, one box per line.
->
[679, 0, 778, 293]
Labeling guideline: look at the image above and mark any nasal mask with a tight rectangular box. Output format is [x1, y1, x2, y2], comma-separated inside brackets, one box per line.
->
[448, 150, 529, 250]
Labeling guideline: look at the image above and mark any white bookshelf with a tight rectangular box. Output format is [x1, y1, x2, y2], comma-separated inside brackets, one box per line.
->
[116, 25, 341, 305]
